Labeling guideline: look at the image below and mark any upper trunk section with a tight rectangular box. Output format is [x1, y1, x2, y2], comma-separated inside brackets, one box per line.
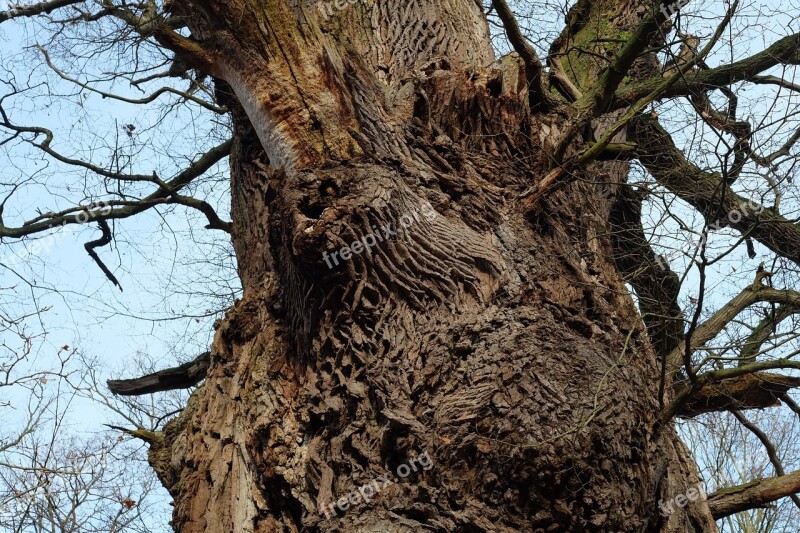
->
[177, 0, 494, 170]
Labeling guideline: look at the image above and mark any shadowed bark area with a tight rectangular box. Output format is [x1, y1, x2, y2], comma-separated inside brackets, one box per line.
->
[610, 184, 683, 361]
[137, 1, 721, 531]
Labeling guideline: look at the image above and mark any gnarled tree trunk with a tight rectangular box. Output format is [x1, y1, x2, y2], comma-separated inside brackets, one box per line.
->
[148, 1, 718, 531]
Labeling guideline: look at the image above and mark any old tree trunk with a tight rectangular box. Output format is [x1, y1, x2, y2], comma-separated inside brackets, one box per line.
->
[146, 0, 716, 531]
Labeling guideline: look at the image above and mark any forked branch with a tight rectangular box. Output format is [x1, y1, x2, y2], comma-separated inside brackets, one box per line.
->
[490, 0, 554, 110]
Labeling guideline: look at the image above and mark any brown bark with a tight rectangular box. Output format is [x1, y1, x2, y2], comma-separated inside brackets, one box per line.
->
[142, 1, 720, 531]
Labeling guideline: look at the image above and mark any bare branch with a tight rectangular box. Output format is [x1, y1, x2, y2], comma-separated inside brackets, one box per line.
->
[708, 470, 800, 519]
[0, 0, 84, 23]
[666, 272, 800, 370]
[36, 45, 227, 115]
[677, 373, 800, 417]
[490, 0, 554, 110]
[731, 410, 800, 512]
[609, 185, 683, 362]
[739, 304, 800, 367]
[633, 115, 800, 266]
[617, 32, 800, 107]
[107, 351, 210, 396]
[84, 220, 122, 291]
[0, 139, 233, 238]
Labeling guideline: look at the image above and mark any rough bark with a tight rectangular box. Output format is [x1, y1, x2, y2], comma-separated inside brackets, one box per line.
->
[142, 1, 720, 531]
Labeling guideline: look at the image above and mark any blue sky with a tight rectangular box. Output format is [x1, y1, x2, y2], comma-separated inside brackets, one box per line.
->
[0, 7, 238, 528]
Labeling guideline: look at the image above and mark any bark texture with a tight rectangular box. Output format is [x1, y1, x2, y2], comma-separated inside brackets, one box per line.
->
[146, 1, 719, 531]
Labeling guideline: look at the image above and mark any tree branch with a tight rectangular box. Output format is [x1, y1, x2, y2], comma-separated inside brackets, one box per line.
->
[572, 3, 668, 116]
[677, 373, 800, 417]
[107, 351, 210, 396]
[665, 273, 800, 370]
[707, 470, 800, 519]
[616, 32, 800, 107]
[36, 45, 227, 114]
[96, 0, 219, 76]
[84, 219, 122, 291]
[0, 0, 84, 23]
[663, 359, 800, 423]
[0, 139, 233, 238]
[633, 115, 800, 266]
[491, 0, 555, 111]
[731, 410, 800, 512]
[739, 303, 800, 367]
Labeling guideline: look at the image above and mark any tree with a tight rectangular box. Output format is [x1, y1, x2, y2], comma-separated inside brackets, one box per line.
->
[0, 311, 170, 532]
[2, 0, 800, 531]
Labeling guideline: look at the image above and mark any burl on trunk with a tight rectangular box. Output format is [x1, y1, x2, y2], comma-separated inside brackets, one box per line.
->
[146, 1, 717, 531]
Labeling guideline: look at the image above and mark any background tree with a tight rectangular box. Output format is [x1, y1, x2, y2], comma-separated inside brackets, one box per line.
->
[2, 0, 800, 531]
[0, 309, 171, 532]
